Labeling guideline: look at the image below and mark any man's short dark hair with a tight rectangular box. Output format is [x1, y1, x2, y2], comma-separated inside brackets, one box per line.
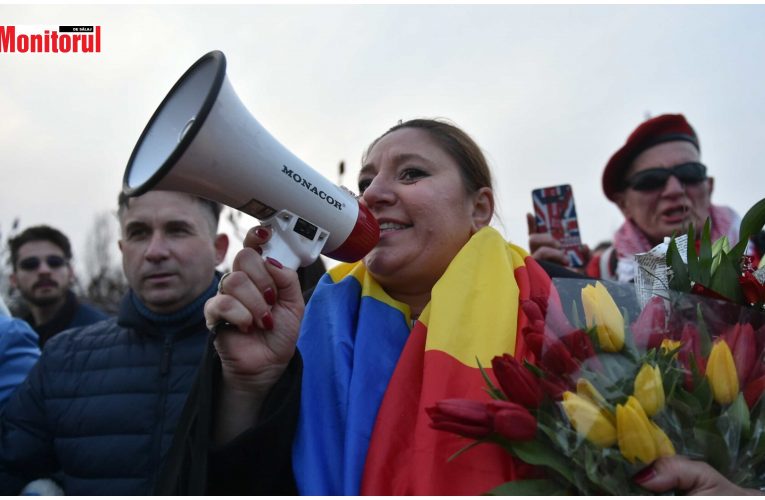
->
[117, 191, 223, 233]
[8, 225, 72, 270]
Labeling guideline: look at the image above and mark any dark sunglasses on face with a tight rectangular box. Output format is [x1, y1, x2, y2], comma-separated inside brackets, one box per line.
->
[625, 162, 708, 192]
[18, 255, 68, 271]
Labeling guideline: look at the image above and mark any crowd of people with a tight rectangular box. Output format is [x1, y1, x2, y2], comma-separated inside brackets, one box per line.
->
[0, 113, 762, 496]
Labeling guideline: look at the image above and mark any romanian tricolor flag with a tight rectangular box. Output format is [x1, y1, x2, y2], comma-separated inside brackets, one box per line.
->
[293, 227, 552, 495]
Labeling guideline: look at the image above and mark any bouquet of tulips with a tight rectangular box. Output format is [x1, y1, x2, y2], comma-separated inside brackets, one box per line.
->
[426, 199, 765, 495]
[428, 279, 765, 494]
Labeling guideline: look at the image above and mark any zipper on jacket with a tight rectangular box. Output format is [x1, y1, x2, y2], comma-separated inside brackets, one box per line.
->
[160, 335, 172, 376]
[151, 333, 174, 489]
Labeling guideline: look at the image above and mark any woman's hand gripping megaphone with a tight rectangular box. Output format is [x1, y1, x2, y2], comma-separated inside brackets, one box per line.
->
[204, 225, 304, 444]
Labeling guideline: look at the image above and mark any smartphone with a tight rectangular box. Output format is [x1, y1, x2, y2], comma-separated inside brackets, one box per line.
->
[531, 184, 585, 267]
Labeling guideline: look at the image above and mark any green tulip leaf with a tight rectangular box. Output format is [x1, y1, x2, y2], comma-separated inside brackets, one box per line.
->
[486, 478, 569, 496]
[688, 427, 730, 474]
[727, 197, 765, 264]
[523, 360, 544, 379]
[729, 238, 749, 267]
[699, 218, 713, 284]
[710, 238, 728, 278]
[669, 385, 703, 414]
[500, 439, 576, 484]
[718, 393, 751, 445]
[667, 237, 691, 292]
[739, 198, 765, 249]
[476, 357, 506, 401]
[687, 223, 700, 284]
[570, 299, 583, 330]
[747, 407, 765, 457]
[709, 251, 744, 303]
[695, 305, 712, 358]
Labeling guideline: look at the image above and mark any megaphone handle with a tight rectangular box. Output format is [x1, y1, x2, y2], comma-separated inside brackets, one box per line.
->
[260, 210, 329, 270]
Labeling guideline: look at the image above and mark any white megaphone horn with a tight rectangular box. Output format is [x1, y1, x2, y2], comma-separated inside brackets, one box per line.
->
[122, 50, 379, 270]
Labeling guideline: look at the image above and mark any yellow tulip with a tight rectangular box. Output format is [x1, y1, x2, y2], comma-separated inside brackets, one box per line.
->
[660, 339, 682, 356]
[616, 396, 657, 464]
[576, 378, 609, 413]
[561, 391, 617, 447]
[650, 422, 676, 458]
[581, 282, 625, 352]
[633, 364, 665, 417]
[706, 340, 740, 405]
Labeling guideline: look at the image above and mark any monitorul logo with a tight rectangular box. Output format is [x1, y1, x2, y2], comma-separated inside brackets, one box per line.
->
[0, 25, 101, 53]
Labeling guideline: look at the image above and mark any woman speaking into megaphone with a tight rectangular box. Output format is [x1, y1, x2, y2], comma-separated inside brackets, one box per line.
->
[161, 117, 753, 497]
[163, 118, 547, 494]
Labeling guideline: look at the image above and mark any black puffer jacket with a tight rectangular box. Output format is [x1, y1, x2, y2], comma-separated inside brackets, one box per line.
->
[0, 290, 211, 495]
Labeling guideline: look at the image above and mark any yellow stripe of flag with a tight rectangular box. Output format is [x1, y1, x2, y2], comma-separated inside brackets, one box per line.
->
[422, 227, 528, 367]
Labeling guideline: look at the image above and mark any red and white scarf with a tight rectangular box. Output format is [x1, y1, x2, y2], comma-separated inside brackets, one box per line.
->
[612, 204, 741, 282]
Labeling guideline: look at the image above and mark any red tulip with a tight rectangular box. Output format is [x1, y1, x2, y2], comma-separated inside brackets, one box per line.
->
[521, 296, 584, 376]
[487, 400, 538, 441]
[678, 323, 706, 390]
[521, 298, 545, 324]
[723, 323, 757, 386]
[427, 398, 539, 442]
[540, 374, 571, 401]
[744, 374, 765, 408]
[523, 296, 573, 338]
[538, 335, 580, 376]
[426, 399, 493, 438]
[747, 327, 765, 382]
[631, 296, 668, 351]
[522, 329, 545, 361]
[521, 315, 580, 376]
[492, 354, 543, 408]
[520, 300, 547, 363]
[561, 329, 597, 362]
[744, 374, 765, 409]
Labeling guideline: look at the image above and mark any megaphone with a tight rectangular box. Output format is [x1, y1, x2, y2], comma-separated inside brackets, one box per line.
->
[122, 50, 379, 270]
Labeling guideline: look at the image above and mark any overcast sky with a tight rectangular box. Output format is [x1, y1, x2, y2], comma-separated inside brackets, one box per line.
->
[2, 4, 764, 276]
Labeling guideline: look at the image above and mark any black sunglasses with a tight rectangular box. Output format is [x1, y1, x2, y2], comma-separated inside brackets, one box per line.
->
[625, 162, 708, 192]
[18, 255, 68, 271]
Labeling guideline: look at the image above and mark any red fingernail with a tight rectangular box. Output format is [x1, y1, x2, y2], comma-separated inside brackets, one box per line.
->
[633, 466, 655, 484]
[261, 311, 274, 330]
[266, 257, 283, 269]
[264, 287, 276, 306]
[256, 228, 269, 239]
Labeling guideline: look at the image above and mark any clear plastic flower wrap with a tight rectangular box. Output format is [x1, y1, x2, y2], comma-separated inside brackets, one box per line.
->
[428, 277, 765, 495]
[427, 198, 765, 494]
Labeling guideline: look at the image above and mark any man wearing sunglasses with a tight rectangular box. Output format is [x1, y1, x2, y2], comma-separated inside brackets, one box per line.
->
[8, 225, 108, 346]
[530, 113, 749, 282]
[594, 113, 748, 281]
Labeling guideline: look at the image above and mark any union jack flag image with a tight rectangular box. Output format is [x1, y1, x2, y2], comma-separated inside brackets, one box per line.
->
[532, 184, 585, 267]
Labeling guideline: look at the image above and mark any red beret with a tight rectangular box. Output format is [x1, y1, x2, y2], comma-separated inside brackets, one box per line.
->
[602, 114, 699, 201]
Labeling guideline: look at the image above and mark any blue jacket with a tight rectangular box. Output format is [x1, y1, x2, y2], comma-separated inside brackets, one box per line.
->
[0, 317, 40, 408]
[0, 285, 213, 495]
[68, 299, 109, 328]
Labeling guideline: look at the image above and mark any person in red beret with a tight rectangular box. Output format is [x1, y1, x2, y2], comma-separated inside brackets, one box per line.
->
[530, 113, 753, 281]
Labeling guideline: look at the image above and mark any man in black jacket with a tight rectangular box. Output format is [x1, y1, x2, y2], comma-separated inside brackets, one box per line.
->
[0, 190, 229, 495]
[7, 225, 108, 347]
